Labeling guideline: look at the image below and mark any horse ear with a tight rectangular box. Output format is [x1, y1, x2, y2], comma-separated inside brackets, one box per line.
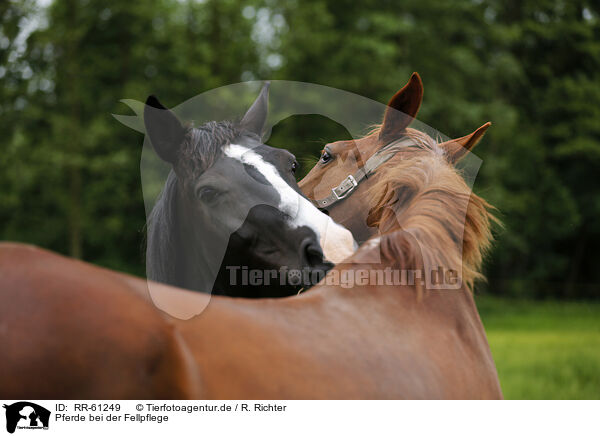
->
[144, 95, 186, 164]
[241, 82, 270, 137]
[439, 122, 491, 164]
[379, 72, 423, 144]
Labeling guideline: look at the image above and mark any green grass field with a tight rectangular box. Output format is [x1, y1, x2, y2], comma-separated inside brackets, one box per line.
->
[477, 296, 600, 399]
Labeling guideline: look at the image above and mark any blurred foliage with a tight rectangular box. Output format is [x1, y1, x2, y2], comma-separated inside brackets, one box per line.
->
[1, 0, 599, 297]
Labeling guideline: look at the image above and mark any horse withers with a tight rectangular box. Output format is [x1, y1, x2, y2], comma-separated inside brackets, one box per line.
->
[144, 83, 355, 298]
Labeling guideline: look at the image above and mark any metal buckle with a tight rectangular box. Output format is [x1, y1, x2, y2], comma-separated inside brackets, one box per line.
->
[332, 175, 358, 200]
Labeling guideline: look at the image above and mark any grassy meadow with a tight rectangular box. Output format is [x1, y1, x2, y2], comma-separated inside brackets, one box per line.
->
[477, 296, 600, 399]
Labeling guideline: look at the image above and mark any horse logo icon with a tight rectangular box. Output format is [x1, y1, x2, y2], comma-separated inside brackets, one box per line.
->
[3, 402, 50, 434]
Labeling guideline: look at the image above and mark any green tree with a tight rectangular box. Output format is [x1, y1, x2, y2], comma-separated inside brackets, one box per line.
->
[1, 0, 260, 274]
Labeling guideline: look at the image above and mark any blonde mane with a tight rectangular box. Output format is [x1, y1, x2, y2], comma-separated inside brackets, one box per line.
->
[363, 127, 495, 292]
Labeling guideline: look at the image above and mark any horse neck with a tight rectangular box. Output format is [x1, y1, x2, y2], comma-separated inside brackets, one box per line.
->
[310, 248, 492, 369]
[175, 187, 230, 292]
[312, 256, 485, 348]
[314, 151, 496, 351]
[147, 172, 215, 292]
[366, 154, 492, 292]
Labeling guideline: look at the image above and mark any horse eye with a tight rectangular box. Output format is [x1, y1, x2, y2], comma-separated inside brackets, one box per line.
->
[291, 161, 298, 174]
[320, 151, 333, 164]
[196, 186, 219, 203]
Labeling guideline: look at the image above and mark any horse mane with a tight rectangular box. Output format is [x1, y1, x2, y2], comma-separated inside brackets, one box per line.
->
[363, 127, 495, 292]
[146, 120, 253, 286]
[176, 120, 251, 177]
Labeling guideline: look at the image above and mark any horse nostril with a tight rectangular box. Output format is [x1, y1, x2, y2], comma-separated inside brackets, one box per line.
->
[300, 238, 325, 267]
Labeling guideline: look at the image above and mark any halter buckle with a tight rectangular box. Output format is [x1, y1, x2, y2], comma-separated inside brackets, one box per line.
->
[332, 175, 358, 200]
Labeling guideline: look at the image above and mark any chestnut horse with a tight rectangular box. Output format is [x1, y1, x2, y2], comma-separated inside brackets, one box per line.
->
[300, 73, 495, 290]
[0, 74, 502, 399]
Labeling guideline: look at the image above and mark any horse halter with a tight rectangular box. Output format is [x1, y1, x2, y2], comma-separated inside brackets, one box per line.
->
[313, 136, 417, 209]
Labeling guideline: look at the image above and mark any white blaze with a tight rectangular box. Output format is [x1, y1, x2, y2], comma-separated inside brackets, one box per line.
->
[224, 144, 356, 263]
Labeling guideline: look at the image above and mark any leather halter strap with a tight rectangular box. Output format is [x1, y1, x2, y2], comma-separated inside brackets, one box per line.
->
[313, 137, 417, 209]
